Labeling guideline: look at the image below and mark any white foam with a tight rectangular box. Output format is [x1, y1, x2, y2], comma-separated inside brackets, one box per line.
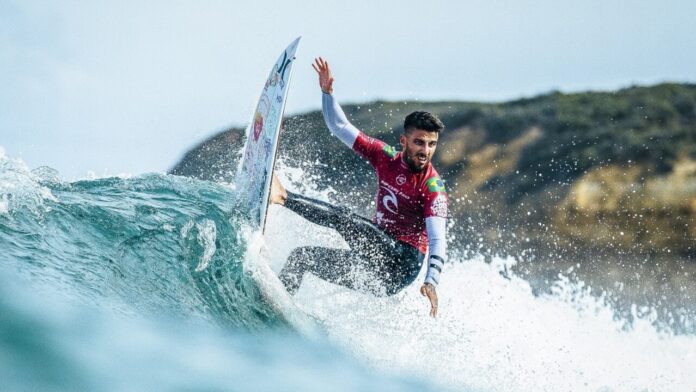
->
[0, 148, 58, 213]
[83, 170, 135, 181]
[293, 255, 696, 391]
[0, 194, 8, 214]
[242, 228, 321, 337]
[180, 220, 194, 238]
[194, 219, 217, 272]
[264, 166, 696, 392]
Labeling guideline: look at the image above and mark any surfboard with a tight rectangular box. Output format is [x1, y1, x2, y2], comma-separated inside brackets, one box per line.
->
[237, 37, 300, 233]
[235, 37, 317, 335]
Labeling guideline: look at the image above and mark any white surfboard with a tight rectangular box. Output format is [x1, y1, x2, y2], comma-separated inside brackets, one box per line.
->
[237, 37, 300, 233]
[235, 37, 317, 335]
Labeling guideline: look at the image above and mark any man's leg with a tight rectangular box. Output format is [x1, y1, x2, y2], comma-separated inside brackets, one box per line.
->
[271, 174, 423, 295]
[279, 242, 423, 296]
[271, 173, 374, 241]
[279, 246, 376, 295]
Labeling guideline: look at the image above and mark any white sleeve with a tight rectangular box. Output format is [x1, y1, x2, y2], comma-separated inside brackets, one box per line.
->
[424, 216, 447, 286]
[322, 92, 359, 148]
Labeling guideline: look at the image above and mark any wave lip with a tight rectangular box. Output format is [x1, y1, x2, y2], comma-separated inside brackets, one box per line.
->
[0, 155, 286, 330]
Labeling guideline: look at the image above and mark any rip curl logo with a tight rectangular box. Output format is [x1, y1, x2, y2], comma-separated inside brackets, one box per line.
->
[430, 194, 448, 217]
[396, 174, 407, 186]
[380, 186, 398, 214]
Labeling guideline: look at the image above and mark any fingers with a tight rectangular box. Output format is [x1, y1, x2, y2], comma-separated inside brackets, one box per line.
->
[421, 284, 438, 318]
[429, 295, 438, 318]
[312, 57, 330, 72]
[312, 57, 323, 73]
[430, 293, 438, 308]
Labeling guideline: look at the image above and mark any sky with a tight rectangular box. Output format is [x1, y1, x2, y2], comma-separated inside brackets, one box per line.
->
[1, 0, 695, 179]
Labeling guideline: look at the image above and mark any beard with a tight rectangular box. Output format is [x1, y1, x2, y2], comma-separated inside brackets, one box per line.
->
[403, 149, 428, 172]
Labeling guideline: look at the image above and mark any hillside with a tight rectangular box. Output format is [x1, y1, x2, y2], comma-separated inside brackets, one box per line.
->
[171, 83, 696, 262]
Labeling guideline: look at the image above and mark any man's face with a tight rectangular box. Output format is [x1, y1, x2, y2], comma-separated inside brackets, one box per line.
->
[400, 129, 439, 172]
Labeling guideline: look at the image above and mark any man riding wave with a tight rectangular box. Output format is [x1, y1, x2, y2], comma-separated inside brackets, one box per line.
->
[270, 58, 448, 317]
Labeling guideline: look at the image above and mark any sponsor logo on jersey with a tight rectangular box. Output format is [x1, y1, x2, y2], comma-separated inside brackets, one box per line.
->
[380, 185, 399, 214]
[396, 174, 407, 185]
[430, 194, 448, 217]
[426, 177, 445, 193]
[382, 145, 396, 158]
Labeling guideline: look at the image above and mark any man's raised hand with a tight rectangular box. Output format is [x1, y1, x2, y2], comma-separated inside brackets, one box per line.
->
[312, 57, 334, 95]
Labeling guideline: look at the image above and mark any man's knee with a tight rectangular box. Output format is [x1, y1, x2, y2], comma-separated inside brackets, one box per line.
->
[380, 266, 417, 296]
[287, 247, 319, 268]
[287, 247, 301, 263]
[383, 281, 405, 296]
[279, 248, 313, 294]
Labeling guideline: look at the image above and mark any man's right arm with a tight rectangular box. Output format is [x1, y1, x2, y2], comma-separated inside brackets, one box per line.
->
[313, 57, 384, 164]
[322, 92, 359, 148]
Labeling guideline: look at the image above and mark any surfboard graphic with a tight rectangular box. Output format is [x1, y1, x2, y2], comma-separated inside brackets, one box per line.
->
[237, 37, 301, 233]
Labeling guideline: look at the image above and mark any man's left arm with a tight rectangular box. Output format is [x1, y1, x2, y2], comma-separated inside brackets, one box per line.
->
[424, 216, 447, 286]
[421, 182, 448, 317]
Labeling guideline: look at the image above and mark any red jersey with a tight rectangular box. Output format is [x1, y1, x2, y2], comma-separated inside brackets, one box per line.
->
[352, 132, 449, 254]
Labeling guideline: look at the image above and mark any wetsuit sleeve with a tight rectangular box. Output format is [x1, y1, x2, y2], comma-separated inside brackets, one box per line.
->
[423, 177, 448, 286]
[322, 92, 359, 148]
[425, 216, 447, 286]
[322, 92, 389, 168]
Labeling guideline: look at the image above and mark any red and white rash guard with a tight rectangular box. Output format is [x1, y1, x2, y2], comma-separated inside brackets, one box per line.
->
[321, 92, 448, 286]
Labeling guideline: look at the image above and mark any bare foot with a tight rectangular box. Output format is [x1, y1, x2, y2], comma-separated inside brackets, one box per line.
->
[270, 172, 287, 205]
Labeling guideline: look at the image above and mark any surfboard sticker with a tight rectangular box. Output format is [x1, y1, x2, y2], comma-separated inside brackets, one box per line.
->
[237, 37, 301, 232]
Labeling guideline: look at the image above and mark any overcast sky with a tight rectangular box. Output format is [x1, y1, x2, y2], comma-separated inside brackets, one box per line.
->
[2, 0, 695, 179]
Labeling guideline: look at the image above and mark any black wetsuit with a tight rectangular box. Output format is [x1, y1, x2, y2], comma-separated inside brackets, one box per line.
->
[278, 192, 424, 296]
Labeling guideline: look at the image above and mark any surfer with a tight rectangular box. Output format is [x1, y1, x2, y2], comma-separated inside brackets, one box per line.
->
[270, 57, 448, 317]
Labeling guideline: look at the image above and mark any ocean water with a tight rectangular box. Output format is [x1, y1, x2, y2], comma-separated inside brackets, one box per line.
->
[1, 149, 696, 391]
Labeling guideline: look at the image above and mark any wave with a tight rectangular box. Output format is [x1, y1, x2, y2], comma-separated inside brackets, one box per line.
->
[2, 150, 696, 391]
[0, 152, 282, 329]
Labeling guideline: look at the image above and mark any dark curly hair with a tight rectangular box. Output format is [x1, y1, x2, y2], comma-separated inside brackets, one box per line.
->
[403, 111, 444, 134]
